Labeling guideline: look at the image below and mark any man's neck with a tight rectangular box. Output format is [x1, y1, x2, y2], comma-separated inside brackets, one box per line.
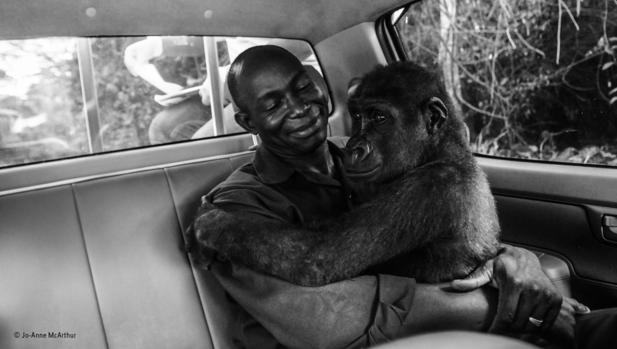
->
[276, 142, 334, 177]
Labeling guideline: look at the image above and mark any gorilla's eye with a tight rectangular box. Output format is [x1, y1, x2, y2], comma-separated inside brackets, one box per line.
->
[352, 113, 361, 120]
[375, 114, 387, 124]
[367, 108, 388, 124]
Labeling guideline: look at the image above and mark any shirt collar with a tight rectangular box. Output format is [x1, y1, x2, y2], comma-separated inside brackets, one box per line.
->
[253, 140, 346, 185]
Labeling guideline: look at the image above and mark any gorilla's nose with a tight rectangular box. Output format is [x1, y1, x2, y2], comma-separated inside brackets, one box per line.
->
[348, 142, 372, 166]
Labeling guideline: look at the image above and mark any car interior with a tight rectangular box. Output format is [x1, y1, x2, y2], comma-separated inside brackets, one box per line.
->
[1, 0, 616, 348]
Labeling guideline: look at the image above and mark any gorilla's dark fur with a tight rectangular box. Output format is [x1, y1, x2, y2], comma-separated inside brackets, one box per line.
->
[190, 62, 500, 285]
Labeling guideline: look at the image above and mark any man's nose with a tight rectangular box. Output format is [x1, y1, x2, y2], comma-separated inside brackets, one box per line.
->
[286, 94, 310, 118]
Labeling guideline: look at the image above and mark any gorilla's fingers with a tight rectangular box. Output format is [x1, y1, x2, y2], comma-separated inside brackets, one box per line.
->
[450, 259, 494, 291]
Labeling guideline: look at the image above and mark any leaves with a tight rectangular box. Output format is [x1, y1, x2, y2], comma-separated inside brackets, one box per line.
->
[400, 0, 617, 167]
[499, 144, 617, 166]
[610, 81, 617, 106]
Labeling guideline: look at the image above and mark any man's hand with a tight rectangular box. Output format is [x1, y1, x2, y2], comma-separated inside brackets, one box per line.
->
[450, 245, 589, 341]
[540, 297, 585, 348]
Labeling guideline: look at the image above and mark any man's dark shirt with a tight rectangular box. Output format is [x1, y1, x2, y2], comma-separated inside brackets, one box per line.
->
[203, 139, 417, 349]
[207, 140, 353, 224]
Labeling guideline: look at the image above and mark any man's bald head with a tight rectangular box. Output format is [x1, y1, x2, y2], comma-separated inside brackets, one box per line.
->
[227, 45, 303, 112]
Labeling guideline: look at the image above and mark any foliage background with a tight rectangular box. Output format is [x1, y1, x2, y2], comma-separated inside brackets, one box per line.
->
[398, 0, 617, 165]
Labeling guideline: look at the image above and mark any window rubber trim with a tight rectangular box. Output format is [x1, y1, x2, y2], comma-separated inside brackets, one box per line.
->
[375, 1, 419, 63]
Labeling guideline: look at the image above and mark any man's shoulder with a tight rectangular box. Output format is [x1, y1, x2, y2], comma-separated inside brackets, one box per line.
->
[208, 160, 287, 204]
[205, 160, 298, 222]
[215, 162, 264, 191]
[214, 137, 349, 193]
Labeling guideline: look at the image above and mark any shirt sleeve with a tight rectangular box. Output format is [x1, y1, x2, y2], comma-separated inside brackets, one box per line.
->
[210, 262, 417, 349]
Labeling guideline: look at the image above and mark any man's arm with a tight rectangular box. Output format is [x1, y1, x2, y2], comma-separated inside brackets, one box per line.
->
[403, 283, 498, 333]
[209, 261, 497, 349]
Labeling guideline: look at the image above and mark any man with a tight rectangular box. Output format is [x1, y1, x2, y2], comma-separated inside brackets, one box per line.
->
[189, 45, 611, 348]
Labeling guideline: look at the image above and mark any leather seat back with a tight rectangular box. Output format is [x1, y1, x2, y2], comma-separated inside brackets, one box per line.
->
[0, 152, 253, 349]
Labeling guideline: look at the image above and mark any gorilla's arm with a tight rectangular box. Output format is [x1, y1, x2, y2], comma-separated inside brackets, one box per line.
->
[193, 163, 469, 286]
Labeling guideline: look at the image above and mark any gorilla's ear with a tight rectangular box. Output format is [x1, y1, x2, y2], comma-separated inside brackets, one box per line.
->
[422, 97, 448, 135]
[234, 112, 258, 135]
[347, 77, 362, 98]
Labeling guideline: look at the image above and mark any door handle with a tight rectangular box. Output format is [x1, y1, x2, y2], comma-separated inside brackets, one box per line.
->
[602, 215, 617, 242]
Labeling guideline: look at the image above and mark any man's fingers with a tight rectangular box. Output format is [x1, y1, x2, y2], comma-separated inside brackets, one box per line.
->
[512, 287, 562, 333]
[489, 285, 521, 333]
[450, 260, 493, 291]
[540, 296, 562, 332]
[523, 298, 558, 333]
[512, 290, 538, 331]
[564, 297, 591, 314]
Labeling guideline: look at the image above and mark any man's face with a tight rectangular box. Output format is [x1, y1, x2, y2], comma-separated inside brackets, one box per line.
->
[237, 56, 329, 156]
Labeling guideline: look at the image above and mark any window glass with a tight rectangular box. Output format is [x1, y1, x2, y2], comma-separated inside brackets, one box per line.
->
[0, 36, 323, 168]
[395, 0, 617, 166]
[0, 38, 87, 166]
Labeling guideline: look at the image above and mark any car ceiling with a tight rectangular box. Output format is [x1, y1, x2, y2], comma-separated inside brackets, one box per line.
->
[0, 0, 410, 42]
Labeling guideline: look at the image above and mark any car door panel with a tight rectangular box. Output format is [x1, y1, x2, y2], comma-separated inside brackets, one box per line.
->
[480, 157, 617, 309]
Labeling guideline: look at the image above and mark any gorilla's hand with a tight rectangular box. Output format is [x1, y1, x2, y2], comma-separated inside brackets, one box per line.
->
[188, 198, 231, 268]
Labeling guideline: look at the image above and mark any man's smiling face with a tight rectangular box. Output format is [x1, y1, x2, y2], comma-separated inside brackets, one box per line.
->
[235, 51, 329, 156]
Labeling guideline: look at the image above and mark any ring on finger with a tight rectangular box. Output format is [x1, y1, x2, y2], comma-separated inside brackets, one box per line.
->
[528, 316, 544, 327]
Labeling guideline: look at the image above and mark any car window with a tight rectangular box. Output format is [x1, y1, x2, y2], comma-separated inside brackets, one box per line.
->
[393, 0, 617, 167]
[0, 36, 324, 168]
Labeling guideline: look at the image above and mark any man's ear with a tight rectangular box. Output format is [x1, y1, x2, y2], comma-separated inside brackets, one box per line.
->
[305, 65, 330, 106]
[234, 112, 258, 135]
[422, 97, 448, 135]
